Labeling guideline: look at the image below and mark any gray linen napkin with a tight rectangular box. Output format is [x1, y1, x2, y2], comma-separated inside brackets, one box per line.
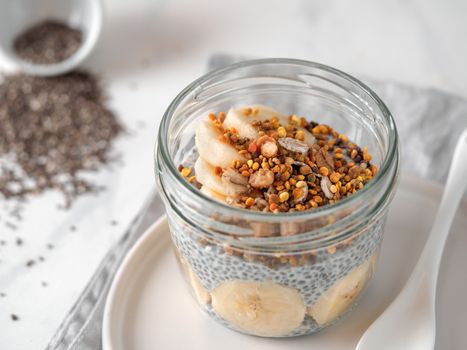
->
[46, 54, 467, 350]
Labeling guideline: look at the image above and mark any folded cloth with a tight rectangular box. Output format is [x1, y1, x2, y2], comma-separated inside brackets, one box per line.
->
[46, 54, 467, 350]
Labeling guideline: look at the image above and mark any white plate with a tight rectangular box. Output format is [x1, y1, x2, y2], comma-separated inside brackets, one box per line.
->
[103, 174, 467, 350]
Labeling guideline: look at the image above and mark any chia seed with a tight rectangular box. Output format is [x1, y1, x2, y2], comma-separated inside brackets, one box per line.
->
[13, 20, 82, 64]
[0, 72, 124, 216]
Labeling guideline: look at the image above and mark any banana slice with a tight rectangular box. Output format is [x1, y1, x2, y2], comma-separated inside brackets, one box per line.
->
[307, 255, 377, 325]
[300, 128, 316, 147]
[188, 265, 211, 305]
[224, 105, 315, 146]
[223, 105, 287, 139]
[195, 120, 246, 168]
[200, 185, 227, 202]
[177, 252, 211, 305]
[195, 158, 247, 197]
[211, 280, 306, 337]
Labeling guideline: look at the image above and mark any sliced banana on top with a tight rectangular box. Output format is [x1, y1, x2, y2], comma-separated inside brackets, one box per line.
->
[194, 158, 247, 197]
[299, 128, 316, 147]
[200, 185, 227, 201]
[223, 105, 287, 139]
[195, 120, 246, 169]
[211, 280, 306, 337]
[223, 105, 315, 146]
[307, 254, 377, 326]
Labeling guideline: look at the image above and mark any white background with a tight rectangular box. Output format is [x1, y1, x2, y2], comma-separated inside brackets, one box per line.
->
[98, 0, 467, 98]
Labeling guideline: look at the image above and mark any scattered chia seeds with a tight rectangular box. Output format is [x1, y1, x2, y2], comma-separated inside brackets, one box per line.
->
[11, 314, 19, 321]
[13, 20, 82, 64]
[26, 259, 35, 267]
[15, 238, 23, 246]
[0, 72, 124, 212]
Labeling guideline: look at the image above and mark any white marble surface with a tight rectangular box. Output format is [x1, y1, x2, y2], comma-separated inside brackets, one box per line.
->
[88, 0, 467, 100]
[1, 0, 466, 349]
[97, 0, 467, 98]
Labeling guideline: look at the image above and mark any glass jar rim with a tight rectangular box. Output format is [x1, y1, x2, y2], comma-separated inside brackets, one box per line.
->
[157, 58, 399, 220]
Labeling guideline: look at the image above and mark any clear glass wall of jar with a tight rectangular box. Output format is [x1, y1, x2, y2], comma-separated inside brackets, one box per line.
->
[155, 59, 400, 337]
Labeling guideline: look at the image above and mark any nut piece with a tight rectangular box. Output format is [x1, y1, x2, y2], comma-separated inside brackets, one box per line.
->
[320, 176, 333, 199]
[222, 168, 249, 186]
[249, 169, 275, 188]
[261, 140, 278, 158]
[315, 147, 334, 170]
[348, 166, 363, 179]
[277, 137, 309, 154]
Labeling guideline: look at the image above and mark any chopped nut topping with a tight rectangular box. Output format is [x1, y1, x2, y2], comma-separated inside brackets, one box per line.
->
[183, 108, 378, 218]
[277, 137, 309, 154]
[222, 168, 249, 186]
[249, 169, 275, 189]
[321, 176, 333, 199]
[315, 147, 334, 170]
[261, 140, 278, 158]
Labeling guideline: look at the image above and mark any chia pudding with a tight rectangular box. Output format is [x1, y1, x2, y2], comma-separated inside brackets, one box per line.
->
[155, 60, 399, 338]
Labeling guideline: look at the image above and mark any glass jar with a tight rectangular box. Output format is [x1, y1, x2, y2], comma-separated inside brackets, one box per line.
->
[155, 59, 399, 337]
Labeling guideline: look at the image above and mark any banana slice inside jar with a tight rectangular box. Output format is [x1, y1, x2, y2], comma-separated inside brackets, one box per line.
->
[211, 280, 306, 337]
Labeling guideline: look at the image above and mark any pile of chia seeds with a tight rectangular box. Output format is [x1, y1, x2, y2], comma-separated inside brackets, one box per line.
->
[13, 20, 82, 64]
[0, 72, 123, 210]
[0, 17, 126, 323]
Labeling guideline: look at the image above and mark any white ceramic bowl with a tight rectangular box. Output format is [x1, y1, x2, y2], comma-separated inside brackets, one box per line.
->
[0, 0, 102, 76]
